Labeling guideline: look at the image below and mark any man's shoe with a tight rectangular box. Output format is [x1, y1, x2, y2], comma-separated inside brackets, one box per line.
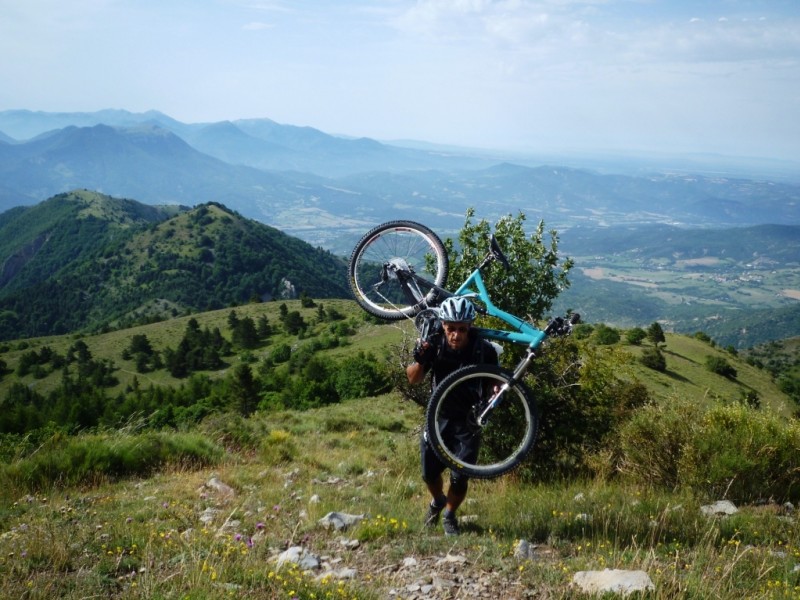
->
[424, 501, 445, 528]
[442, 513, 460, 536]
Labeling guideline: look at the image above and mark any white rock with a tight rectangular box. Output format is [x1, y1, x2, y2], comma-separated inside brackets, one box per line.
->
[206, 477, 235, 497]
[275, 546, 320, 571]
[700, 500, 738, 516]
[199, 507, 220, 525]
[572, 569, 655, 595]
[317, 511, 365, 531]
[436, 553, 467, 565]
[316, 567, 357, 581]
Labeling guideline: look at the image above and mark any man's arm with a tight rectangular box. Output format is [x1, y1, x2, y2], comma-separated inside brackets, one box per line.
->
[407, 339, 436, 384]
[406, 360, 427, 384]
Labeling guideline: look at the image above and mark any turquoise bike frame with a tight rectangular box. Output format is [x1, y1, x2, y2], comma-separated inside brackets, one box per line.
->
[452, 268, 547, 350]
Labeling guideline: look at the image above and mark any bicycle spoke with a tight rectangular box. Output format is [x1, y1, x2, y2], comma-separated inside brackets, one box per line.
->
[427, 366, 537, 479]
[348, 222, 448, 321]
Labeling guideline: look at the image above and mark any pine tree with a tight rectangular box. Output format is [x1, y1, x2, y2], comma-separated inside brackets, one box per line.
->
[647, 322, 666, 348]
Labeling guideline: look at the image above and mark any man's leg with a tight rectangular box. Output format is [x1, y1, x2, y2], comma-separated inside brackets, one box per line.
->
[445, 483, 467, 513]
[442, 475, 469, 536]
[421, 435, 447, 526]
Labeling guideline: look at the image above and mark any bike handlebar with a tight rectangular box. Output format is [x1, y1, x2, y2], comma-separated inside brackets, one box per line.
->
[544, 313, 581, 337]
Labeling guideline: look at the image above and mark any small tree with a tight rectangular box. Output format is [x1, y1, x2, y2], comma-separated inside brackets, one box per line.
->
[257, 315, 271, 338]
[230, 363, 259, 417]
[232, 316, 259, 349]
[593, 323, 620, 346]
[625, 328, 647, 345]
[647, 322, 666, 348]
[706, 355, 737, 379]
[640, 347, 667, 372]
[443, 209, 573, 326]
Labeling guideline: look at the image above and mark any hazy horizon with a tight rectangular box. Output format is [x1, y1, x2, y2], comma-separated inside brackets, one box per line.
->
[1, 1, 799, 163]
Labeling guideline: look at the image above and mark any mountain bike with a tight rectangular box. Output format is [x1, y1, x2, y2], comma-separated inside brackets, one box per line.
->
[348, 220, 579, 478]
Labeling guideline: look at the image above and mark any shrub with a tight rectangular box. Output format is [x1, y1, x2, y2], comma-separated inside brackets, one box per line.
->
[260, 429, 297, 464]
[640, 347, 667, 372]
[334, 352, 390, 400]
[616, 399, 702, 489]
[0, 431, 223, 493]
[520, 342, 642, 480]
[269, 343, 292, 364]
[625, 328, 647, 345]
[681, 403, 800, 502]
[693, 331, 713, 344]
[706, 355, 737, 379]
[592, 324, 620, 345]
[616, 398, 800, 503]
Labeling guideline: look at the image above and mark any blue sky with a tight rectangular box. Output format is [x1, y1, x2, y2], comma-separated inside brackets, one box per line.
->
[1, 0, 799, 161]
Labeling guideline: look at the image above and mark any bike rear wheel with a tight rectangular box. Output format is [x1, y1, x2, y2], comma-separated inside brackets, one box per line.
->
[348, 221, 448, 321]
[425, 364, 538, 479]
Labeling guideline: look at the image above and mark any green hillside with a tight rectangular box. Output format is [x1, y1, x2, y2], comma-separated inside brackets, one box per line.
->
[0, 299, 794, 435]
[0, 304, 799, 598]
[0, 191, 350, 340]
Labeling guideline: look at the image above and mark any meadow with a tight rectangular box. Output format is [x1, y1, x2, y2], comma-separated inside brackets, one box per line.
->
[1, 392, 799, 599]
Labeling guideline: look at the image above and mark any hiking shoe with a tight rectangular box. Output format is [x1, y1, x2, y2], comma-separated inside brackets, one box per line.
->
[423, 501, 445, 528]
[442, 513, 460, 536]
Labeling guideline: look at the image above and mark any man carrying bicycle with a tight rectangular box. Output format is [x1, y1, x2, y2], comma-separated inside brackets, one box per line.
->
[406, 296, 499, 536]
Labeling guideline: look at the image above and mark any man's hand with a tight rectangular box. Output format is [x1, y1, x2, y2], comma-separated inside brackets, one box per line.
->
[413, 339, 436, 366]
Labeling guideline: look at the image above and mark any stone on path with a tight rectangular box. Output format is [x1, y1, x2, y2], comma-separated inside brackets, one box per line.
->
[700, 500, 738, 516]
[275, 546, 320, 571]
[572, 569, 655, 595]
[317, 511, 365, 531]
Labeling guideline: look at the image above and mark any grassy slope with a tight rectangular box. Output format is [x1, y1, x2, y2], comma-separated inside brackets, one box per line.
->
[0, 298, 389, 398]
[625, 333, 792, 416]
[1, 305, 799, 598]
[1, 394, 799, 599]
[0, 300, 793, 417]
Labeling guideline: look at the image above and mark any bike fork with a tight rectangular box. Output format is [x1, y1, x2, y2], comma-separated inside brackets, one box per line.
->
[476, 349, 536, 426]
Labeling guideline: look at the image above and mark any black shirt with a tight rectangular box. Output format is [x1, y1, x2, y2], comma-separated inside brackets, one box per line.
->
[428, 329, 499, 389]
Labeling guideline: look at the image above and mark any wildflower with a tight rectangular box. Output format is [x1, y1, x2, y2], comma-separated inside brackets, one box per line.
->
[256, 522, 265, 530]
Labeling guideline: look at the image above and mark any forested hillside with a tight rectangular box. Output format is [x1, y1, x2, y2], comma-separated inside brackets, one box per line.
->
[0, 191, 349, 340]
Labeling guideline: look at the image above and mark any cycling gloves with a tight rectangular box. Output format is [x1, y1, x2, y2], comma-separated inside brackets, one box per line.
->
[413, 340, 437, 366]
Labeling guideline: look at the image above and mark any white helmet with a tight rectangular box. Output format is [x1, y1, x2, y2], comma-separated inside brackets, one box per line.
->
[438, 297, 476, 323]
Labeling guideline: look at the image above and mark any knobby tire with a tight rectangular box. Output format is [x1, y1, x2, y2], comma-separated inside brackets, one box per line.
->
[348, 220, 448, 321]
[425, 364, 538, 479]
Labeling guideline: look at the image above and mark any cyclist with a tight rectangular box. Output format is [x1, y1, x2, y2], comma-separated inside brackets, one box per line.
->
[406, 296, 499, 536]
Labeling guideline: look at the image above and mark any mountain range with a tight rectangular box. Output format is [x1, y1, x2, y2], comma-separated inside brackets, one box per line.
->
[1, 109, 799, 346]
[1, 110, 799, 255]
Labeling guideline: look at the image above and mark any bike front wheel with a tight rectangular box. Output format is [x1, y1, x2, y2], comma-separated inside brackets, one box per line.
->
[425, 364, 538, 479]
[348, 221, 448, 321]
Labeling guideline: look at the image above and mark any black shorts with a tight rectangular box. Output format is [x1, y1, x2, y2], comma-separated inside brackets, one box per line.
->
[420, 417, 480, 490]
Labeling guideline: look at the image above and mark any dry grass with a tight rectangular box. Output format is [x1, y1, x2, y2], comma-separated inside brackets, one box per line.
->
[1, 393, 799, 599]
